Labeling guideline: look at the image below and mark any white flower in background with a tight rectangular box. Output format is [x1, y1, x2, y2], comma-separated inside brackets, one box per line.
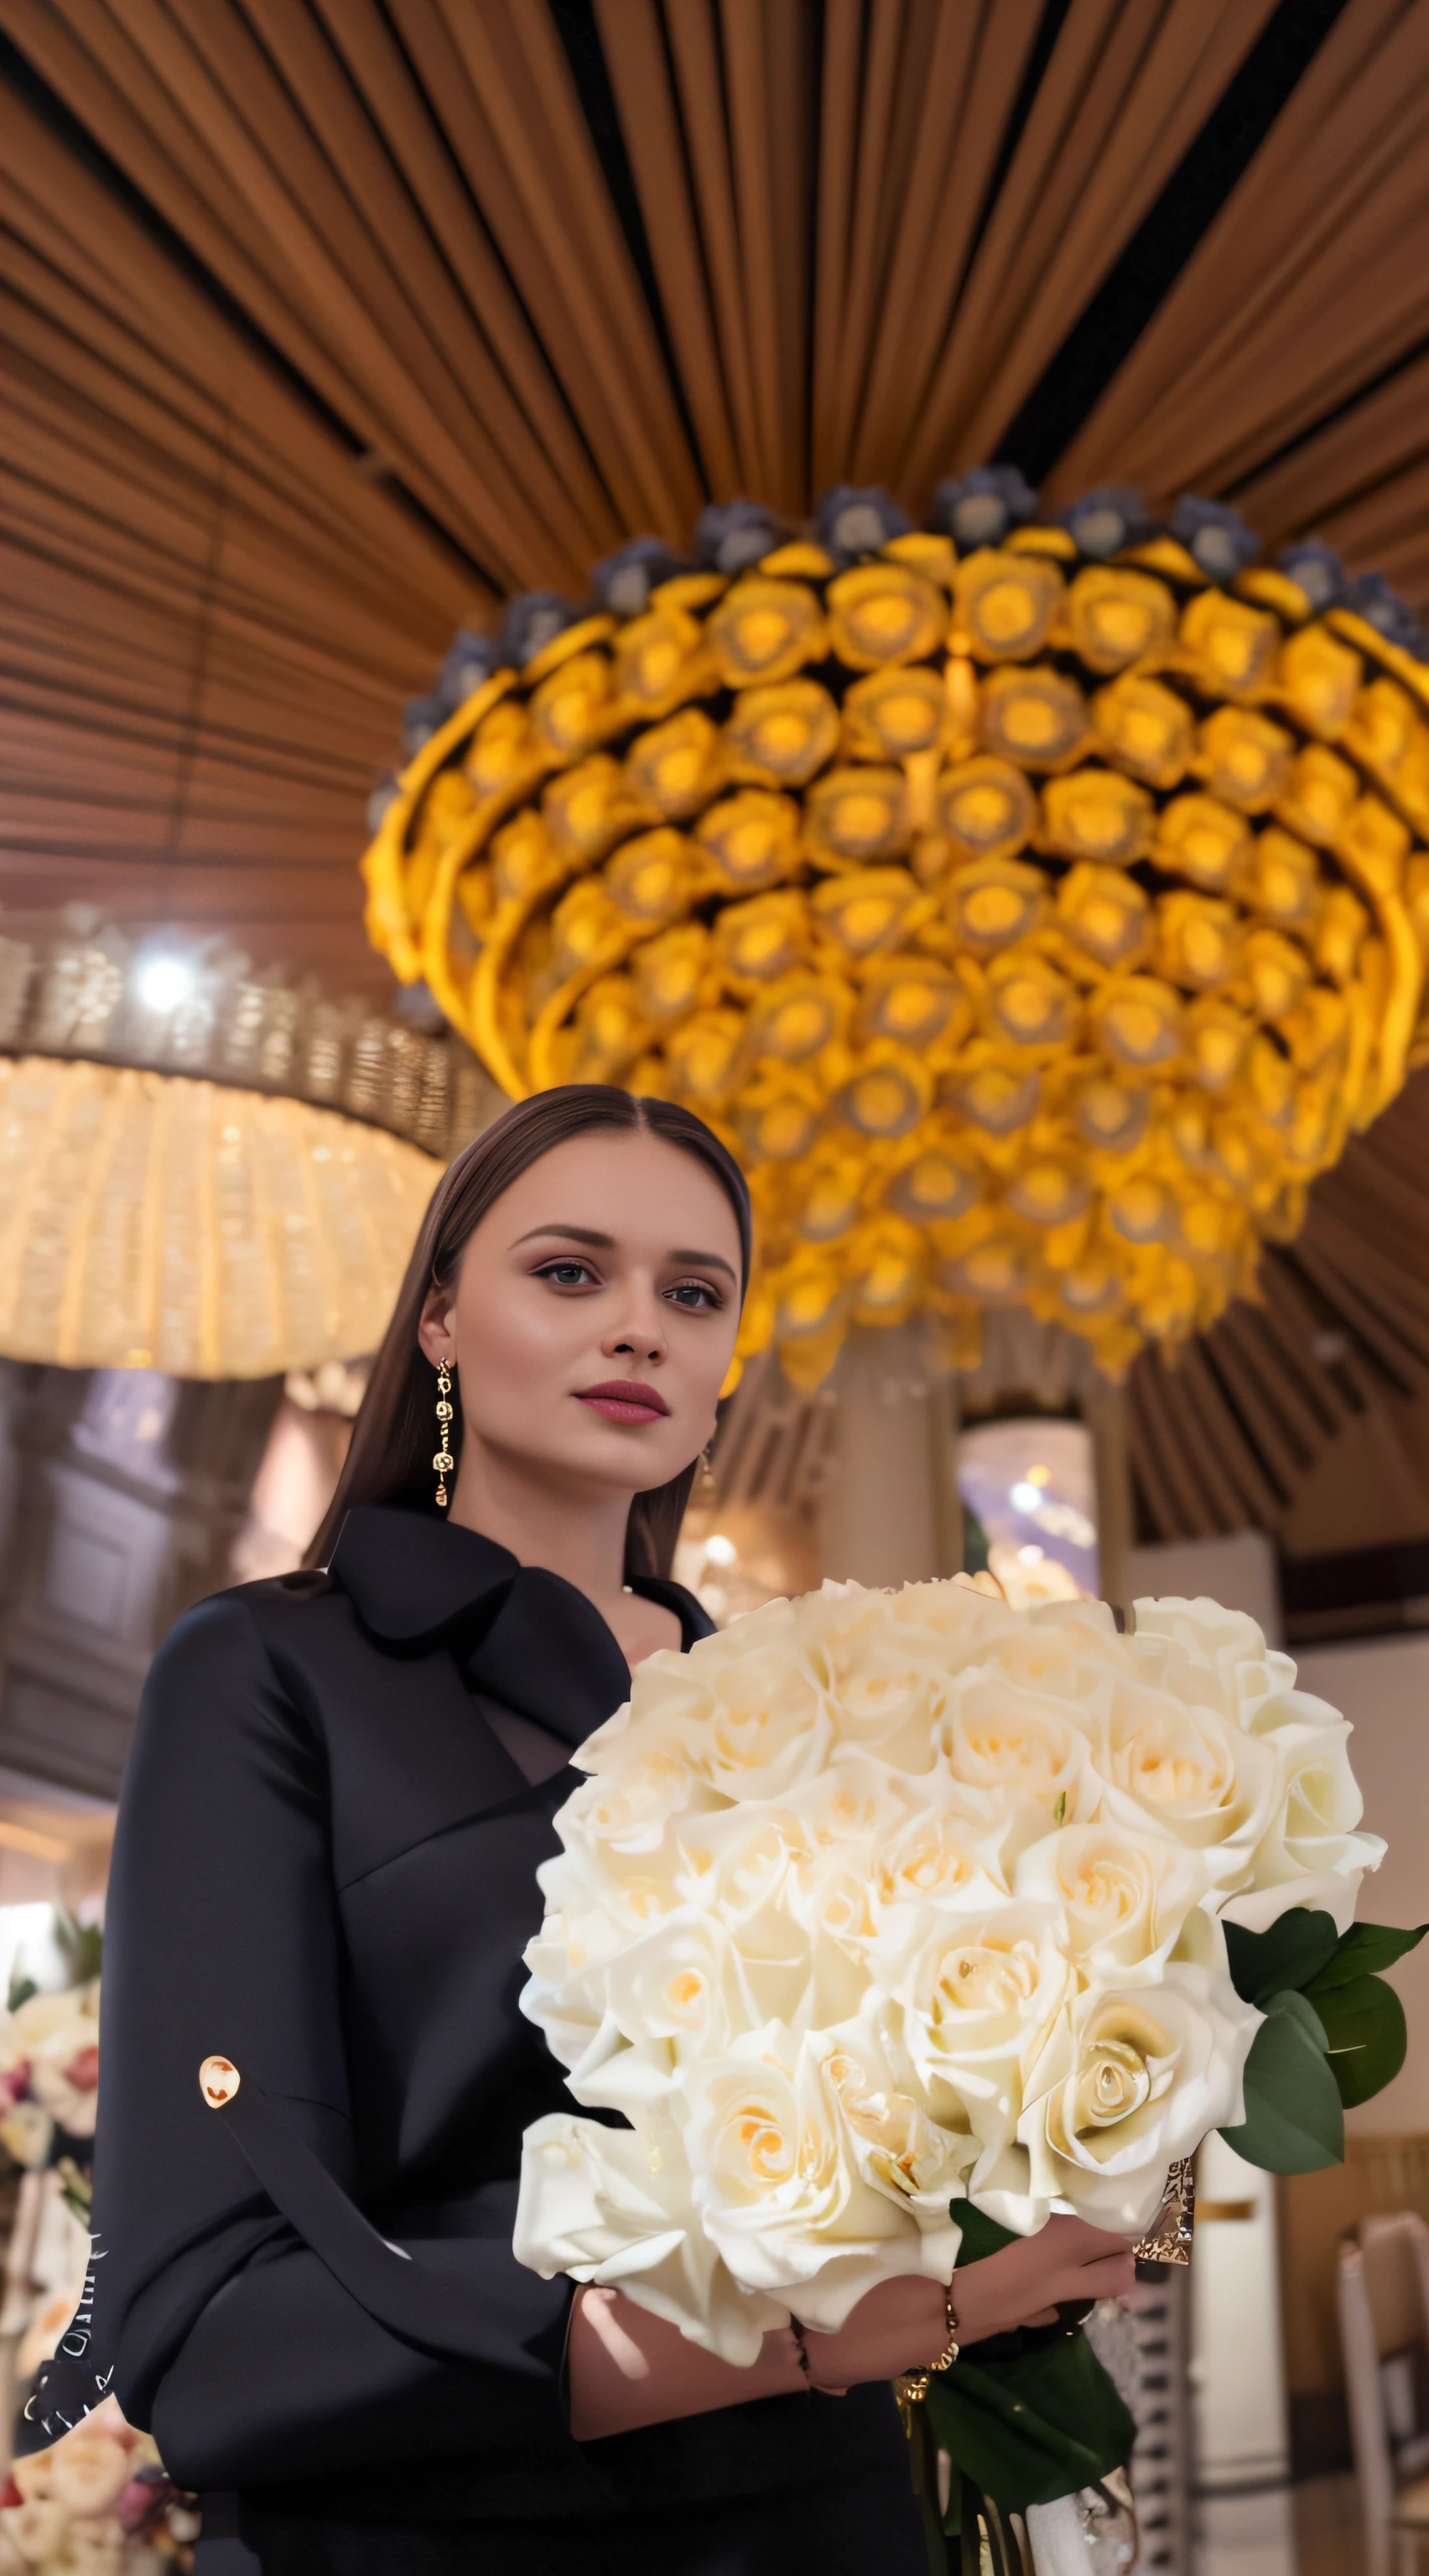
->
[0, 2101, 54, 2169]
[18, 1983, 101, 2139]
[1020, 1965, 1262, 2232]
[516, 1575, 1377, 2358]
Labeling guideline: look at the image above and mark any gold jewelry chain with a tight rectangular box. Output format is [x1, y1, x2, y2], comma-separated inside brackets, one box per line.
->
[893, 2284, 960, 2418]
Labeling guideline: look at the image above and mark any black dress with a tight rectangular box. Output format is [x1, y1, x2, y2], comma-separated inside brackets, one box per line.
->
[77, 1504, 924, 2574]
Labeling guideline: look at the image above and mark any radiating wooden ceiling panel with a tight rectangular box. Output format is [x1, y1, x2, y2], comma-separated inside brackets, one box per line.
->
[3, 0, 1428, 1523]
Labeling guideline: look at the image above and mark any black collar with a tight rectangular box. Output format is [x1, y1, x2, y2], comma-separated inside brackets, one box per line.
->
[329, 1504, 713, 1747]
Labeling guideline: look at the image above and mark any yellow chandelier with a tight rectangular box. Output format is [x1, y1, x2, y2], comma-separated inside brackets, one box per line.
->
[0, 917, 487, 1378]
[362, 482, 1429, 1389]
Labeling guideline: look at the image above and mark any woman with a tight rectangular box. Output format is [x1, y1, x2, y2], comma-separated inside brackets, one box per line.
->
[77, 1086, 1134, 2573]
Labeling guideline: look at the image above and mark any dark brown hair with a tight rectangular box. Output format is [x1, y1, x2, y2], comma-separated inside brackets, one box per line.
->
[308, 1085, 751, 1580]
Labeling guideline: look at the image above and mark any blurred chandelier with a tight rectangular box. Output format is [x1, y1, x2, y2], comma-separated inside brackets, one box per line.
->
[362, 474, 1429, 1389]
[0, 914, 486, 1379]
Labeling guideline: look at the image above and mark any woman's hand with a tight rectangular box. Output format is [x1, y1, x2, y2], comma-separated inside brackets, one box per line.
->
[798, 2216, 1139, 2393]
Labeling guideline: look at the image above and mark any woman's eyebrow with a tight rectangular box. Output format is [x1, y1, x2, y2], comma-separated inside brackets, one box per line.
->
[512, 1223, 615, 1249]
[512, 1223, 737, 1281]
[669, 1248, 738, 1280]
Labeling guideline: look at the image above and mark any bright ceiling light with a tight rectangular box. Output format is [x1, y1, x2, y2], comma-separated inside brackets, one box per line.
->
[704, 1532, 738, 1566]
[133, 953, 196, 1013]
[1010, 1481, 1042, 1514]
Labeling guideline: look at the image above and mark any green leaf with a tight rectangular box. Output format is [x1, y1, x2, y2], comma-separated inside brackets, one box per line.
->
[1307, 1972, 1409, 2109]
[953, 2205, 1021, 2269]
[1309, 1921, 1427, 1992]
[1224, 1908, 1339, 2007]
[1219, 1987, 1344, 2172]
[923, 2329, 1135, 2516]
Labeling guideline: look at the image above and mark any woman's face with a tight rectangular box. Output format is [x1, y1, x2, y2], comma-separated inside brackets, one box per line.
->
[417, 1129, 744, 1499]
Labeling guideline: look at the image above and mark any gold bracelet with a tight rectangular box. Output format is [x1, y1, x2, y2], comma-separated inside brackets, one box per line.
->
[892, 2283, 960, 2412]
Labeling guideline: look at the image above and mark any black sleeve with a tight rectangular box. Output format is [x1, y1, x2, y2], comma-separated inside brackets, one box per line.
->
[95, 1594, 574, 2492]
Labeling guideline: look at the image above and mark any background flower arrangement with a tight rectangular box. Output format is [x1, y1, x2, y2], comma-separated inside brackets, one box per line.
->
[0, 1915, 103, 2216]
[0, 2398, 196, 2574]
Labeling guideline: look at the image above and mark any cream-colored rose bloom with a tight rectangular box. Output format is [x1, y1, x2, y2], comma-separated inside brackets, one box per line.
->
[514, 2106, 787, 2365]
[2, 2496, 70, 2563]
[1013, 1822, 1216, 1985]
[881, 1902, 1072, 2150]
[933, 1672, 1099, 1841]
[660, 1598, 834, 1803]
[874, 1784, 1014, 1917]
[1020, 1964, 1261, 2231]
[682, 2023, 959, 2334]
[1099, 1679, 1280, 1876]
[1240, 1706, 1385, 1921]
[1128, 1597, 1296, 1730]
[560, 1739, 701, 1854]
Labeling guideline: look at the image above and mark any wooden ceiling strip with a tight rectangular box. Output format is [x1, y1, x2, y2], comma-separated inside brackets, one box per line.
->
[1208, 1302, 1338, 1457]
[283, 0, 620, 566]
[1, 93, 521, 593]
[1254, 1253, 1376, 1417]
[663, 0, 768, 494]
[1232, 351, 1429, 543]
[1126, 1371, 1192, 1541]
[1161, 1338, 1283, 1528]
[814, 0, 909, 486]
[760, 0, 813, 515]
[949, 0, 1281, 474]
[226, 0, 611, 577]
[437, 0, 701, 538]
[0, 156, 477, 612]
[1314, 477, 1429, 610]
[1163, 171, 1429, 495]
[1291, 1239, 1429, 1389]
[717, 0, 799, 512]
[809, 0, 862, 494]
[594, 0, 740, 495]
[78, 0, 564, 584]
[1198, 1317, 1312, 1495]
[1128, 1358, 1223, 1535]
[502, 0, 713, 518]
[852, 0, 1014, 483]
[386, 0, 659, 548]
[1302, 1213, 1429, 1342]
[1, 0, 339, 370]
[1050, 0, 1423, 496]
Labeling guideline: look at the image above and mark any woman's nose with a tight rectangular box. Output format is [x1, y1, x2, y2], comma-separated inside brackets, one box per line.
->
[603, 1283, 667, 1364]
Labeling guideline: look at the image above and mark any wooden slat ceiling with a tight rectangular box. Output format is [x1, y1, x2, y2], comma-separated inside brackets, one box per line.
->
[1, 0, 1426, 1541]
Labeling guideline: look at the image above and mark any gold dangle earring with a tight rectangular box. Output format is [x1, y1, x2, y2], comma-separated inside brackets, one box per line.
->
[434, 1357, 455, 1509]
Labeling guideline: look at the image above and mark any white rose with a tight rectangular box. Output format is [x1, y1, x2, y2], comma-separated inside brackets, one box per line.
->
[1238, 1699, 1385, 1924]
[891, 1576, 1021, 1646]
[1098, 1677, 1280, 1879]
[1013, 1822, 1218, 1985]
[558, 1741, 701, 1855]
[1129, 1597, 1295, 1728]
[1019, 1964, 1261, 2231]
[681, 2023, 957, 2333]
[17, 1982, 101, 2141]
[514, 2108, 785, 2365]
[933, 1671, 1100, 1841]
[568, 1910, 763, 2113]
[881, 1901, 1073, 2154]
[658, 1597, 834, 1803]
[874, 1784, 1014, 1916]
[800, 1588, 948, 1770]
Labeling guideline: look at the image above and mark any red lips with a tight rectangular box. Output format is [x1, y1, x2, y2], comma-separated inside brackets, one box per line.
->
[574, 1380, 670, 1425]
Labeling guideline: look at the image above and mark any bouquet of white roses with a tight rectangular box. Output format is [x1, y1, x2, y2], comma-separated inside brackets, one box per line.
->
[514, 1576, 1400, 2366]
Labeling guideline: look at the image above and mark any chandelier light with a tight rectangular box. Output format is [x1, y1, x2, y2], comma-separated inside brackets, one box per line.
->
[0, 917, 490, 1379]
[361, 478, 1429, 1389]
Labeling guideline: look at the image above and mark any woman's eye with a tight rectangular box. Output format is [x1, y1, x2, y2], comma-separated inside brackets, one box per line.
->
[665, 1280, 723, 1311]
[538, 1260, 595, 1289]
